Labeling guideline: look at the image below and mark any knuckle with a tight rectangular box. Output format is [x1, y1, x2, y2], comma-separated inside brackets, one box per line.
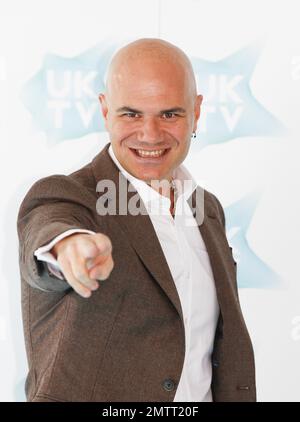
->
[83, 280, 97, 290]
[73, 270, 87, 282]
[79, 277, 90, 286]
[81, 242, 99, 258]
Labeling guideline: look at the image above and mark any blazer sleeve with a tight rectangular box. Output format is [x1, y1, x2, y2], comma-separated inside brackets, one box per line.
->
[17, 174, 97, 293]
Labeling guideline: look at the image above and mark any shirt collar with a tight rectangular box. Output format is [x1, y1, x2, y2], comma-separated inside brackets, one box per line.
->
[108, 143, 197, 208]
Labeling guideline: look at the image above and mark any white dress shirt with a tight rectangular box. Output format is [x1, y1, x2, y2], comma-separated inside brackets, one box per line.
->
[34, 144, 220, 401]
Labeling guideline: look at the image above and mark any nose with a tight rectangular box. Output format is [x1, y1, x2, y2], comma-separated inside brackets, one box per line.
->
[138, 117, 162, 143]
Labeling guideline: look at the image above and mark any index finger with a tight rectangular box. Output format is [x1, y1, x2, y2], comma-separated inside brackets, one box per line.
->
[93, 234, 112, 256]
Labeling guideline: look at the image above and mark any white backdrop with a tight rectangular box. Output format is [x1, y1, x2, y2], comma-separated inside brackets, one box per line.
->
[0, 0, 300, 402]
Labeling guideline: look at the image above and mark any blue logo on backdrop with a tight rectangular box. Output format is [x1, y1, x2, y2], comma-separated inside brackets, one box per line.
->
[192, 42, 286, 148]
[21, 43, 114, 142]
[226, 191, 281, 289]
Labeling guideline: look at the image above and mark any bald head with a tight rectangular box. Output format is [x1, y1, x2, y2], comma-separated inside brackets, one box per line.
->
[99, 38, 202, 184]
[105, 38, 197, 103]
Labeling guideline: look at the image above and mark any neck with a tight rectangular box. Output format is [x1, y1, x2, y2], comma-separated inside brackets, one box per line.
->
[146, 178, 176, 218]
[145, 177, 174, 199]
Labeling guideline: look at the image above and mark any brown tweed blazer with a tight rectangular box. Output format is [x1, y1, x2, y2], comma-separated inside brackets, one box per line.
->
[17, 142, 256, 402]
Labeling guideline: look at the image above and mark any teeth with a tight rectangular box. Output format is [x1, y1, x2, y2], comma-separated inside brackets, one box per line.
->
[136, 149, 166, 157]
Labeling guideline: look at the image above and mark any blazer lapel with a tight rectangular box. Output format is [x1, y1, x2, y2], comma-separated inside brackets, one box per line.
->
[91, 143, 184, 322]
[117, 203, 184, 321]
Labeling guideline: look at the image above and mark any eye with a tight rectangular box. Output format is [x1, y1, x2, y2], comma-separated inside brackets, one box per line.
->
[162, 112, 177, 119]
[122, 112, 140, 118]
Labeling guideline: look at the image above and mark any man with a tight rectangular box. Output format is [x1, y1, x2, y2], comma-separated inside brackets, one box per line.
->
[17, 38, 256, 402]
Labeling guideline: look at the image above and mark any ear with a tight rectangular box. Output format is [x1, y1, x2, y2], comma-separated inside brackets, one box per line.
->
[193, 94, 203, 132]
[98, 93, 109, 123]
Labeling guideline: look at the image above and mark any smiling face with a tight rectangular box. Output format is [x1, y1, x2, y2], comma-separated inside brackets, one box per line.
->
[99, 39, 202, 183]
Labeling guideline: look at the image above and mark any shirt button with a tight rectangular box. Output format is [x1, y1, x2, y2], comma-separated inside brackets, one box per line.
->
[162, 378, 176, 392]
[212, 358, 219, 367]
